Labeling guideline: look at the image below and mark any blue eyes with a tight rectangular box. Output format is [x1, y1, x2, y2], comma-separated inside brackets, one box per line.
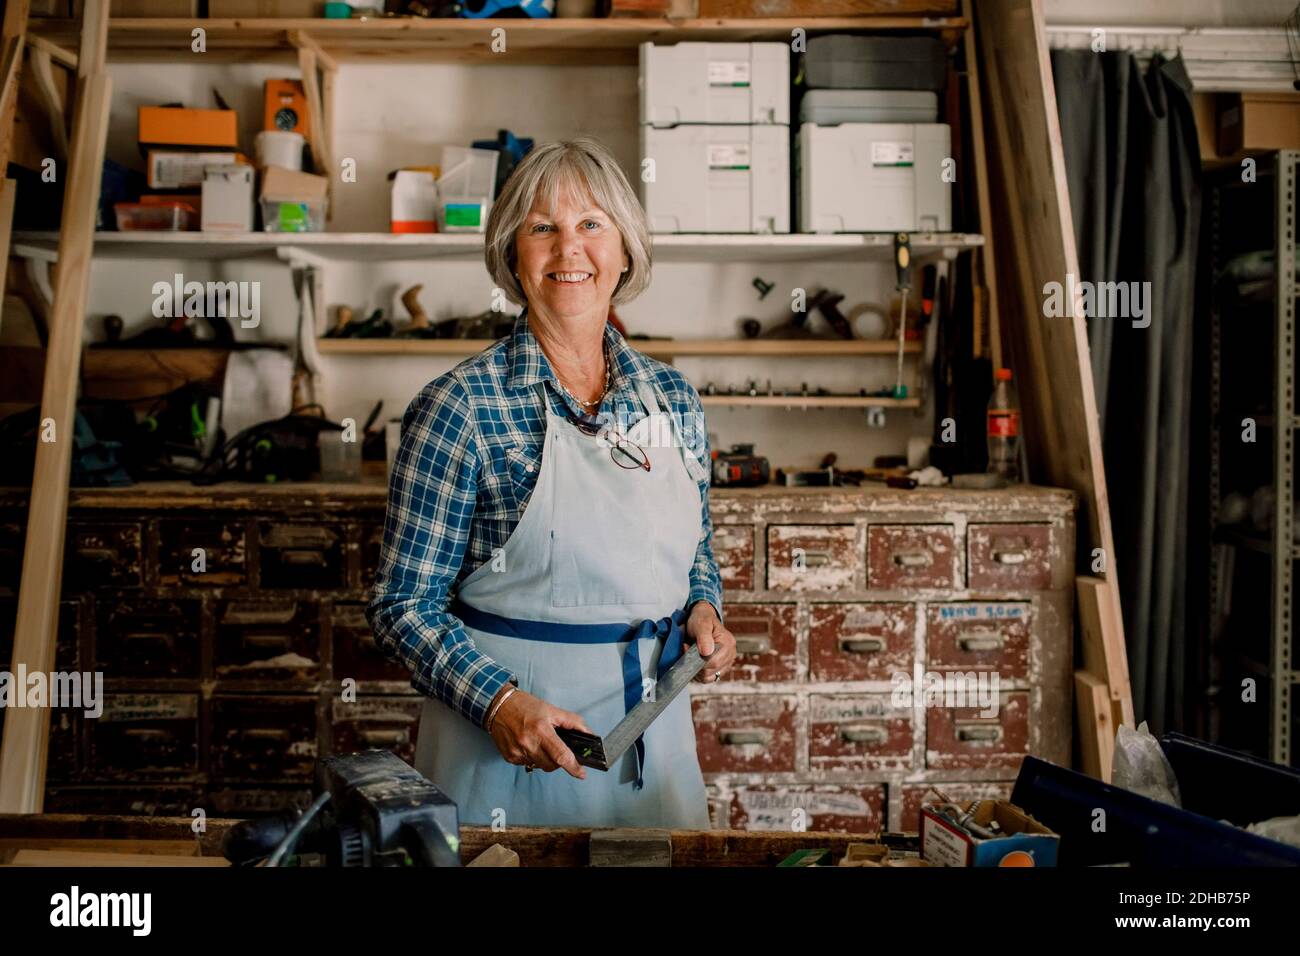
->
[532, 220, 600, 233]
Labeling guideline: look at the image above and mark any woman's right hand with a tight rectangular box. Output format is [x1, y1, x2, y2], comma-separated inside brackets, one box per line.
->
[488, 687, 594, 780]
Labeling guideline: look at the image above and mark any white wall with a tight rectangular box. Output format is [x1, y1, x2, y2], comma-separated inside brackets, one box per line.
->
[1043, 0, 1294, 26]
[89, 56, 934, 470]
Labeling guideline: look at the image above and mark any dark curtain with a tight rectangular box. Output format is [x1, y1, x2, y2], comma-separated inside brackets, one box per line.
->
[1050, 50, 1202, 734]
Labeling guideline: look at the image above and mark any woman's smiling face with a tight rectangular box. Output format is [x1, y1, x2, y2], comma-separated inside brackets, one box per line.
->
[514, 179, 629, 321]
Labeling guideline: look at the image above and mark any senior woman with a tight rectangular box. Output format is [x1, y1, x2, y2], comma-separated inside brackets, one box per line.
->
[367, 137, 736, 830]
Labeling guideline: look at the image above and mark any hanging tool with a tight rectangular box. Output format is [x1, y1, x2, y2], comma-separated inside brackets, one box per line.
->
[892, 232, 912, 399]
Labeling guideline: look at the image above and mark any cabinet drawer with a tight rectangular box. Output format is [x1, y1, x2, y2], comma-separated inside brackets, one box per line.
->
[211, 695, 318, 780]
[1, 597, 82, 673]
[0, 706, 79, 782]
[331, 697, 422, 765]
[713, 524, 755, 591]
[725, 785, 885, 834]
[214, 600, 320, 682]
[157, 519, 247, 587]
[719, 603, 797, 683]
[332, 601, 410, 684]
[96, 599, 200, 679]
[66, 522, 143, 589]
[968, 524, 1054, 590]
[926, 603, 1030, 680]
[259, 522, 346, 590]
[766, 524, 857, 591]
[359, 522, 385, 588]
[898, 781, 1014, 833]
[925, 691, 1029, 770]
[867, 525, 958, 590]
[810, 602, 914, 682]
[692, 694, 797, 774]
[90, 693, 199, 776]
[809, 694, 912, 771]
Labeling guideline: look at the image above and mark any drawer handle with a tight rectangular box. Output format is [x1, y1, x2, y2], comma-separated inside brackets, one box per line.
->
[242, 634, 293, 651]
[893, 551, 933, 568]
[279, 550, 328, 567]
[734, 636, 772, 655]
[840, 725, 887, 745]
[841, 637, 884, 654]
[122, 728, 170, 740]
[76, 547, 117, 562]
[957, 632, 1005, 653]
[123, 631, 173, 647]
[223, 604, 298, 626]
[801, 550, 832, 568]
[956, 725, 1003, 743]
[720, 729, 771, 747]
[359, 729, 408, 747]
[992, 548, 1029, 565]
[241, 728, 291, 742]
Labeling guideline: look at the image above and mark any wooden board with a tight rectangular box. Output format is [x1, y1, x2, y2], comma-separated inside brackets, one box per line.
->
[1074, 669, 1114, 782]
[1077, 575, 1135, 729]
[80, 347, 231, 403]
[9, 848, 229, 866]
[975, 0, 1129, 733]
[0, 4, 110, 815]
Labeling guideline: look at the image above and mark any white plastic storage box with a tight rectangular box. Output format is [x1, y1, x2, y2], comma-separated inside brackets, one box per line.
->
[640, 41, 790, 126]
[800, 90, 939, 126]
[641, 124, 790, 234]
[797, 122, 951, 233]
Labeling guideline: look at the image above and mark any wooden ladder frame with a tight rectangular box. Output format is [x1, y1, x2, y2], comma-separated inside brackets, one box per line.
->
[0, 0, 111, 814]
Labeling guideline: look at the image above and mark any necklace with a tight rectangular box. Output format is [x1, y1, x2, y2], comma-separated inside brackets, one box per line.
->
[556, 341, 612, 411]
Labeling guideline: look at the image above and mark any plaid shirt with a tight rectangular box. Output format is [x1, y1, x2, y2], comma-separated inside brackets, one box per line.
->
[367, 309, 723, 729]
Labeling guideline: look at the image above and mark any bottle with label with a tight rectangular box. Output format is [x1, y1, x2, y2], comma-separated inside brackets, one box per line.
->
[987, 367, 1020, 482]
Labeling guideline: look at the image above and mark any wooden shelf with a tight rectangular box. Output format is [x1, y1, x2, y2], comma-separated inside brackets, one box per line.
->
[317, 337, 922, 357]
[700, 395, 921, 409]
[12, 230, 983, 264]
[30, 16, 969, 64]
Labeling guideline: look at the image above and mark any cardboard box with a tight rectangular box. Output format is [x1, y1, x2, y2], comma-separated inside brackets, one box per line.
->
[202, 164, 255, 232]
[920, 800, 1059, 867]
[260, 165, 327, 202]
[147, 150, 248, 189]
[209, 0, 323, 15]
[139, 106, 239, 151]
[1217, 92, 1300, 156]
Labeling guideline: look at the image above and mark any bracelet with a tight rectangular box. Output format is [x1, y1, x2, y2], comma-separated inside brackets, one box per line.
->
[485, 685, 516, 733]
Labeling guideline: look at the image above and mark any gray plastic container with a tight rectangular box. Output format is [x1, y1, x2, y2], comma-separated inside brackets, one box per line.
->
[803, 35, 947, 91]
[800, 89, 939, 125]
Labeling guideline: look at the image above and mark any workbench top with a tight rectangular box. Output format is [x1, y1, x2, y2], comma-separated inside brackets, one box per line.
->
[0, 480, 1075, 515]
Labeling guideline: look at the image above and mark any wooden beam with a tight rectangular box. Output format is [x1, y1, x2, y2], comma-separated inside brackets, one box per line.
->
[0, 1, 111, 815]
[1078, 575, 1135, 729]
[961, 0, 1001, 370]
[287, 28, 338, 75]
[27, 48, 71, 166]
[1074, 669, 1115, 782]
[975, 0, 1129, 729]
[295, 42, 335, 221]
[0, 0, 32, 177]
[26, 33, 77, 70]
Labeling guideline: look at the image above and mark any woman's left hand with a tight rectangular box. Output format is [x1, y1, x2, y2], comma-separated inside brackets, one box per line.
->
[686, 601, 736, 682]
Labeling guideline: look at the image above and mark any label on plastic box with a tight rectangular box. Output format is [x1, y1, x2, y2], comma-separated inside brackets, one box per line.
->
[708, 60, 751, 86]
[871, 141, 915, 167]
[707, 144, 751, 170]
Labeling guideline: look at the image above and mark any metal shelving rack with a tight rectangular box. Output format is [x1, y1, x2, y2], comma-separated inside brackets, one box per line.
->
[1208, 150, 1298, 767]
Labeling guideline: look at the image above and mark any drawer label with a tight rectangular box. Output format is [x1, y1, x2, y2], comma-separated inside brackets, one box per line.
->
[708, 60, 751, 87]
[707, 144, 751, 170]
[871, 141, 914, 167]
[936, 603, 1026, 620]
[737, 789, 873, 831]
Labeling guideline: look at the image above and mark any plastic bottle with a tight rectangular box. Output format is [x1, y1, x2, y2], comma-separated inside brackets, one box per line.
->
[987, 368, 1021, 482]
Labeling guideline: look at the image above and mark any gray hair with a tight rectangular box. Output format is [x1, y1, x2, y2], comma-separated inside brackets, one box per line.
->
[484, 137, 652, 308]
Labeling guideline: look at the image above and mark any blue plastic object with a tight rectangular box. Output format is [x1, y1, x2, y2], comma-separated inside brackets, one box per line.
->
[460, 0, 554, 18]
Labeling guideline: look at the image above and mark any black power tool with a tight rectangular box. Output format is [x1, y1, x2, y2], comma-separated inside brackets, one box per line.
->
[711, 443, 770, 487]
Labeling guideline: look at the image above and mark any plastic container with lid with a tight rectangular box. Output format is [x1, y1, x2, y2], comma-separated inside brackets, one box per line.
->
[114, 200, 197, 231]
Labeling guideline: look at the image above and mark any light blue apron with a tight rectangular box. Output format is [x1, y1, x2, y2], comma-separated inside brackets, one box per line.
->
[414, 377, 713, 829]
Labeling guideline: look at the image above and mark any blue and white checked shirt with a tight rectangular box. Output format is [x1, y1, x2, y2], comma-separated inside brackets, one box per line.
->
[367, 309, 724, 729]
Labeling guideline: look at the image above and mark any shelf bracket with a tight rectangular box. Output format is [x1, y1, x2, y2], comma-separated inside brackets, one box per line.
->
[288, 30, 337, 225]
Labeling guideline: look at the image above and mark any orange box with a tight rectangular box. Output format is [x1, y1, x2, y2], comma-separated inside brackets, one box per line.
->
[263, 79, 310, 137]
[138, 106, 239, 150]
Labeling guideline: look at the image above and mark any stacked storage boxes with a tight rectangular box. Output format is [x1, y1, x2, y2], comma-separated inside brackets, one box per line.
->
[638, 42, 790, 234]
[797, 36, 953, 233]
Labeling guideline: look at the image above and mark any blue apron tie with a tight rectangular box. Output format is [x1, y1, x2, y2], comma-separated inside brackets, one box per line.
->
[449, 599, 688, 790]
